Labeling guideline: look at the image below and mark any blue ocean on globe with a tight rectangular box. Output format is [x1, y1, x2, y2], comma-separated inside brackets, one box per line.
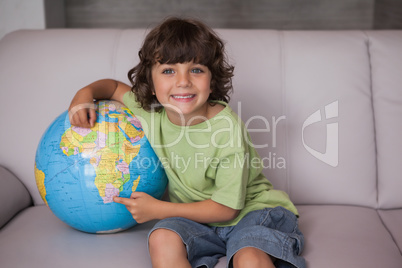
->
[35, 100, 167, 233]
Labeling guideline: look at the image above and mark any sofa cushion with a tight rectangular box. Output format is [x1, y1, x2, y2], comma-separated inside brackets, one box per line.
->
[221, 30, 378, 207]
[368, 31, 402, 209]
[297, 205, 402, 268]
[279, 32, 377, 207]
[0, 206, 154, 268]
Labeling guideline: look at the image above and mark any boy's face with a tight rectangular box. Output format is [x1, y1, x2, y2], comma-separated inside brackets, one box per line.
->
[151, 61, 212, 125]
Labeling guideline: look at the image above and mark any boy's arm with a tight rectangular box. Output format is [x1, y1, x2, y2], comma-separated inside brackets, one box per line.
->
[158, 198, 240, 224]
[68, 79, 131, 128]
[114, 192, 240, 224]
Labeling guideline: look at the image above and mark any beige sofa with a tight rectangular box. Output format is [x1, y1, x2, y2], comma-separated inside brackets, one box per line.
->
[1, 29, 401, 268]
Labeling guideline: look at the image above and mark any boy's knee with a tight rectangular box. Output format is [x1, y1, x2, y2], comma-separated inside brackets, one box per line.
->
[149, 228, 189, 267]
[233, 247, 275, 268]
[149, 229, 183, 251]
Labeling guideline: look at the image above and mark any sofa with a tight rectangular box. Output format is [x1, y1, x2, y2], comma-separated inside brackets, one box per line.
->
[1, 28, 401, 268]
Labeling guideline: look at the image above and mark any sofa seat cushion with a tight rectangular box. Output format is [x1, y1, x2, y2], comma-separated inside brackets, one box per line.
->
[2, 205, 401, 268]
[298, 205, 402, 268]
[0, 206, 155, 268]
[379, 209, 402, 253]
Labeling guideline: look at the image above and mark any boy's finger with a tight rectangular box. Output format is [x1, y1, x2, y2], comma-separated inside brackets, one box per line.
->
[113, 196, 130, 204]
[88, 109, 97, 127]
[79, 109, 91, 127]
[69, 103, 96, 128]
[130, 192, 144, 199]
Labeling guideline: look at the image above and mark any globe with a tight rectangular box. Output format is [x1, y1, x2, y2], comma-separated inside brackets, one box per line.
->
[34, 100, 167, 233]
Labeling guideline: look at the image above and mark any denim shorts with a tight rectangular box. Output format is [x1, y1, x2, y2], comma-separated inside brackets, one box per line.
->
[148, 206, 306, 268]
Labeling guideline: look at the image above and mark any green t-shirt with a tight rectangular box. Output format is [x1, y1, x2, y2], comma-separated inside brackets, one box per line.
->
[123, 92, 298, 226]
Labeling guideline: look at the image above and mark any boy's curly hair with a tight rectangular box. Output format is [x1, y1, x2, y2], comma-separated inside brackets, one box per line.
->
[127, 17, 234, 112]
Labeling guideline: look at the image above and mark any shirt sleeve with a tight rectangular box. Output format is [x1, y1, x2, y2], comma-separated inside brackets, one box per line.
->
[122, 91, 143, 117]
[122, 91, 154, 137]
[211, 152, 249, 210]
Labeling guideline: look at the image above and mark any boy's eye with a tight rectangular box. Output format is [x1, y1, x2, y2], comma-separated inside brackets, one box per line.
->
[162, 69, 175, 74]
[191, 68, 204, 74]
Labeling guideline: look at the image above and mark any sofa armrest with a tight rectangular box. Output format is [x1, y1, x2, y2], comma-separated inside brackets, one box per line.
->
[0, 166, 32, 228]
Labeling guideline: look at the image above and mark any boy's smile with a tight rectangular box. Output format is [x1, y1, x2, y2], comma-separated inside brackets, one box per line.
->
[171, 94, 196, 102]
[151, 61, 216, 126]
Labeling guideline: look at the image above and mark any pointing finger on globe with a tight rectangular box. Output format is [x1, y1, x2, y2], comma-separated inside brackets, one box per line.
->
[113, 192, 145, 204]
[113, 196, 128, 204]
[113, 192, 163, 224]
[130, 191, 145, 199]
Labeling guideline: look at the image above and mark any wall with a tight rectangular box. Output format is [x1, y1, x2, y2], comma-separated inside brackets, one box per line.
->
[2, 0, 401, 42]
[65, 0, 375, 29]
[374, 0, 402, 29]
[0, 0, 65, 41]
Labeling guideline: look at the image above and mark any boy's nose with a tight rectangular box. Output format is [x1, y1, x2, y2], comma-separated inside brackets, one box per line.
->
[176, 73, 192, 88]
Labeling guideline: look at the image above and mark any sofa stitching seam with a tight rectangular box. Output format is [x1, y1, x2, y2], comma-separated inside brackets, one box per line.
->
[363, 30, 379, 209]
[279, 31, 290, 196]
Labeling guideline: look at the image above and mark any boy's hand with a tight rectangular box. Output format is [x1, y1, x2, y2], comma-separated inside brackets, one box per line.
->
[68, 89, 97, 128]
[113, 192, 163, 224]
[68, 79, 130, 128]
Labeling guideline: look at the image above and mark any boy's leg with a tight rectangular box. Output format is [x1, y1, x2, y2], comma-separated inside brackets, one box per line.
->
[147, 217, 226, 268]
[149, 228, 191, 268]
[232, 247, 275, 268]
[225, 207, 306, 268]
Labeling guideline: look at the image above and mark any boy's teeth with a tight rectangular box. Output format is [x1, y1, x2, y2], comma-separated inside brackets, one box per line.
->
[173, 95, 194, 99]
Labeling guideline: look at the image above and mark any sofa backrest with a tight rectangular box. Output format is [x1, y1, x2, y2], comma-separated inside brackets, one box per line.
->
[0, 29, 401, 209]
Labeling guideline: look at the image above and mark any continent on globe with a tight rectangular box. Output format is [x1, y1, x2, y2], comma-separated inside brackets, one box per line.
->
[60, 102, 144, 203]
[34, 100, 167, 234]
[34, 164, 47, 205]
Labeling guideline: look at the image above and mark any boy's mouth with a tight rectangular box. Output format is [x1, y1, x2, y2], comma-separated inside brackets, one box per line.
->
[171, 94, 196, 100]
